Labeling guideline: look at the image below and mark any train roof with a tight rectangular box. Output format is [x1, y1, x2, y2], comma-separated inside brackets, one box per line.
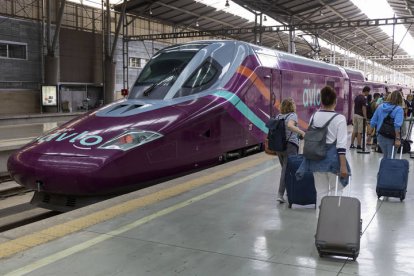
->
[250, 43, 347, 78]
[182, 40, 348, 78]
[344, 68, 365, 82]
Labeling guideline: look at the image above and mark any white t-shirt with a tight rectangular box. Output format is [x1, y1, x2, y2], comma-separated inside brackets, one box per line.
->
[309, 110, 348, 151]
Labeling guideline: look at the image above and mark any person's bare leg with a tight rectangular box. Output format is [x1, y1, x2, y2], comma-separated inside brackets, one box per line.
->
[357, 133, 362, 147]
[350, 132, 356, 148]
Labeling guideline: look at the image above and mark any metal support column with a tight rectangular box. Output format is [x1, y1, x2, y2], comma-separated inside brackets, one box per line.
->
[288, 25, 295, 54]
[122, 16, 129, 91]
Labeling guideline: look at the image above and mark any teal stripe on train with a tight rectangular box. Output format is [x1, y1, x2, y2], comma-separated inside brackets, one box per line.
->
[213, 91, 268, 133]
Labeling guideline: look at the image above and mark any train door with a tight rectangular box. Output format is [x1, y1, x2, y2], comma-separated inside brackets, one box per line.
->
[343, 78, 351, 123]
[269, 69, 281, 116]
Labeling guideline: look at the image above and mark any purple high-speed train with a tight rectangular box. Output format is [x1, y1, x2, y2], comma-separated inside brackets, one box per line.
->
[9, 40, 355, 211]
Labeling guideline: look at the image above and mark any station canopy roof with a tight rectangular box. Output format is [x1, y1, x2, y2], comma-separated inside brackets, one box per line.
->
[116, 0, 414, 78]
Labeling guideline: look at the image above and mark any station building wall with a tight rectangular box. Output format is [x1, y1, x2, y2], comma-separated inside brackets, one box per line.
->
[0, 16, 174, 115]
[0, 17, 42, 115]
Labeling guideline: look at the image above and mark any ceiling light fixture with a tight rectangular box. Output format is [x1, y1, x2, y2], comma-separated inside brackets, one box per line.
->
[225, 0, 230, 8]
[264, 15, 267, 21]
[149, 7, 152, 15]
[320, 10, 323, 16]
[196, 21, 199, 27]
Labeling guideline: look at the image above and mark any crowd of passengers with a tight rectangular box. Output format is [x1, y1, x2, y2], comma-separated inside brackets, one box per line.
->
[272, 86, 412, 206]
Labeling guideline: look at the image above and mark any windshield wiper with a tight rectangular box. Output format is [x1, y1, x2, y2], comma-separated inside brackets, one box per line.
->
[143, 67, 183, 97]
[143, 75, 175, 96]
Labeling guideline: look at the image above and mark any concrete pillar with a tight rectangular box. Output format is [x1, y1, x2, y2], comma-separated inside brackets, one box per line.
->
[104, 58, 116, 104]
[44, 55, 59, 85]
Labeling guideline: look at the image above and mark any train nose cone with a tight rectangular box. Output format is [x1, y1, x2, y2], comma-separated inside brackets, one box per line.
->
[8, 150, 111, 196]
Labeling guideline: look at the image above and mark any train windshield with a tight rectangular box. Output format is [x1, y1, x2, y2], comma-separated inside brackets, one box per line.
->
[129, 44, 208, 100]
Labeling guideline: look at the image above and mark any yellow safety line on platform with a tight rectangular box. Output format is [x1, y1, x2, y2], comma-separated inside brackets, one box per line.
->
[0, 154, 274, 261]
[4, 163, 278, 276]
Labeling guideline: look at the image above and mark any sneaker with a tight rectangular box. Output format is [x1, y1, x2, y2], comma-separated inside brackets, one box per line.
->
[357, 145, 362, 150]
[350, 144, 356, 149]
[276, 196, 285, 203]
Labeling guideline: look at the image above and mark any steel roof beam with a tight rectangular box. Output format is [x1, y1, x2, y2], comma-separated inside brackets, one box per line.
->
[390, 64, 414, 68]
[125, 16, 414, 41]
[155, 2, 235, 28]
[318, 0, 388, 55]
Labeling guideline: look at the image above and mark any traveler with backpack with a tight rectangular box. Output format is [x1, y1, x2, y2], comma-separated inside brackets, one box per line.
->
[370, 90, 404, 159]
[271, 98, 305, 203]
[296, 86, 350, 206]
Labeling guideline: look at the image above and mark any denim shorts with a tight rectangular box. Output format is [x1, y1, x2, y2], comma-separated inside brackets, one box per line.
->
[296, 143, 351, 187]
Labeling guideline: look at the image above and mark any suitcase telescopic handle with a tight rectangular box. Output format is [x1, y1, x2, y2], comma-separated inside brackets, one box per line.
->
[391, 146, 403, 159]
[335, 175, 352, 197]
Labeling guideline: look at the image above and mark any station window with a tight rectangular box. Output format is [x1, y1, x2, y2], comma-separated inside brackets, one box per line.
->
[0, 41, 27, 60]
[129, 57, 147, 68]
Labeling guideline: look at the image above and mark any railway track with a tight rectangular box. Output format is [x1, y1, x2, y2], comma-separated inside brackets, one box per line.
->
[0, 177, 58, 233]
[0, 173, 12, 183]
[0, 174, 32, 199]
[0, 192, 60, 233]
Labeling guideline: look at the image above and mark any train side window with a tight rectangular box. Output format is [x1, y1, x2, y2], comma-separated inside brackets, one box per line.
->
[175, 59, 221, 98]
[326, 81, 335, 90]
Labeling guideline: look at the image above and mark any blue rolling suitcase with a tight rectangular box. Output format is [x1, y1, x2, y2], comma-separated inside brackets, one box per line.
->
[285, 155, 316, 208]
[377, 147, 409, 201]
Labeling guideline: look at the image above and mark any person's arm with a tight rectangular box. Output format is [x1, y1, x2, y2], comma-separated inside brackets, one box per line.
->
[336, 117, 348, 179]
[287, 120, 305, 138]
[362, 105, 367, 119]
[394, 107, 404, 147]
[339, 154, 348, 179]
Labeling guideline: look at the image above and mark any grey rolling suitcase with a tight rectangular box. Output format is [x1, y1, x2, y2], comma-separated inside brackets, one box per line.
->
[315, 177, 362, 261]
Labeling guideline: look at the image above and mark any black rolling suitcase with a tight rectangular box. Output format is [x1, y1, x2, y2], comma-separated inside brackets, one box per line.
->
[315, 177, 362, 261]
[285, 155, 316, 208]
[377, 146, 409, 201]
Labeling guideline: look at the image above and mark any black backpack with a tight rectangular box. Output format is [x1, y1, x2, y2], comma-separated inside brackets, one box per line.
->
[265, 114, 292, 152]
[378, 105, 397, 139]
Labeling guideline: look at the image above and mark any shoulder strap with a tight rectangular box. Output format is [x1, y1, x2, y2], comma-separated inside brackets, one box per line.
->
[321, 113, 339, 128]
[387, 105, 397, 117]
[309, 112, 316, 127]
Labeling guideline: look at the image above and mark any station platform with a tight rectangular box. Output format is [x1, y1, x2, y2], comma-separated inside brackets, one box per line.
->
[0, 144, 413, 275]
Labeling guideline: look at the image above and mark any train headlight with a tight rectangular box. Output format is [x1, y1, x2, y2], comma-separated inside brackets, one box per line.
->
[99, 130, 163, 151]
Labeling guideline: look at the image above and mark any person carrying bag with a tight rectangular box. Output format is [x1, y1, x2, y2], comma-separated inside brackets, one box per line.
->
[370, 90, 404, 159]
[296, 86, 351, 208]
